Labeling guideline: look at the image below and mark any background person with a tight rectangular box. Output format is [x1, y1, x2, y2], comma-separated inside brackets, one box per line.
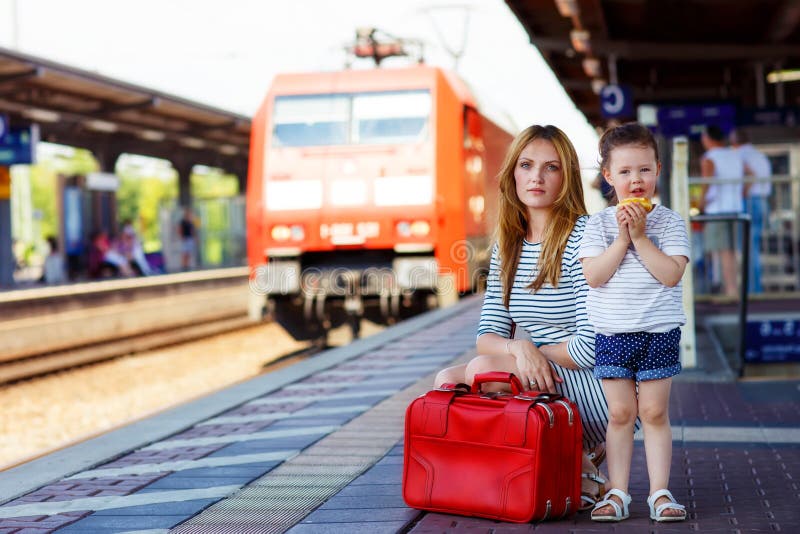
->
[178, 206, 198, 271]
[699, 125, 744, 298]
[120, 220, 152, 276]
[434, 124, 614, 511]
[730, 129, 771, 294]
[581, 123, 689, 522]
[87, 230, 120, 278]
[42, 236, 66, 285]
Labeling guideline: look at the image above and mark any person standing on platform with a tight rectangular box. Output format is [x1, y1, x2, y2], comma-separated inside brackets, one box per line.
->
[42, 236, 66, 285]
[731, 129, 772, 294]
[178, 207, 197, 271]
[580, 123, 689, 522]
[699, 125, 744, 298]
[434, 124, 613, 512]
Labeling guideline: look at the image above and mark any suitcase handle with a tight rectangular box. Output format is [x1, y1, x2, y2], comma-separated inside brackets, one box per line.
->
[471, 372, 524, 394]
[437, 382, 471, 393]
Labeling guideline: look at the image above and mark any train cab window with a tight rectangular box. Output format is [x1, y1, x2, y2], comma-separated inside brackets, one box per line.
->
[273, 95, 350, 147]
[272, 90, 430, 147]
[352, 90, 431, 145]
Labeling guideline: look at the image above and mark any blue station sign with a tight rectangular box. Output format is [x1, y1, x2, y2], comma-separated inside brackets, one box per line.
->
[745, 319, 800, 363]
[653, 104, 736, 138]
[0, 125, 34, 165]
[600, 84, 633, 119]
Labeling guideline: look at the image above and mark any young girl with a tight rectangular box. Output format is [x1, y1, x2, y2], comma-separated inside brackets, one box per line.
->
[579, 122, 690, 522]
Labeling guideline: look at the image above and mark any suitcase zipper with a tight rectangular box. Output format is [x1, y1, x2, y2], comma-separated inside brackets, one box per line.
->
[543, 499, 552, 520]
[554, 399, 574, 425]
[539, 403, 555, 428]
[561, 496, 571, 518]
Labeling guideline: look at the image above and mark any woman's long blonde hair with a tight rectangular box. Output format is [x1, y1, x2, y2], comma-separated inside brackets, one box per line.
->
[497, 125, 587, 307]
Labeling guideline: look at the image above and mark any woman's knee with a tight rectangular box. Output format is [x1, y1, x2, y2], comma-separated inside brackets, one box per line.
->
[464, 355, 519, 392]
[464, 356, 503, 383]
[434, 365, 466, 387]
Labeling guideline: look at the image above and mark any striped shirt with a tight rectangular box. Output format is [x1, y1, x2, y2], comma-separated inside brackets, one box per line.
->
[477, 216, 609, 448]
[578, 204, 691, 335]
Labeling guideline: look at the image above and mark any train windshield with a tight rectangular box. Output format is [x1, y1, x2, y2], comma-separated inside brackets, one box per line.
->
[273, 90, 430, 147]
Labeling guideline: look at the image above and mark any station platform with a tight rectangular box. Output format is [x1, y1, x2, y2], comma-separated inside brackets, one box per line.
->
[0, 295, 798, 533]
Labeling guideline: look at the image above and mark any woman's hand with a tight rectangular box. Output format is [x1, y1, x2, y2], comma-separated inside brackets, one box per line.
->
[508, 339, 563, 393]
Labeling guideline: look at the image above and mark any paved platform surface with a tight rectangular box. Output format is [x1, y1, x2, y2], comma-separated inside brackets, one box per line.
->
[0, 295, 798, 533]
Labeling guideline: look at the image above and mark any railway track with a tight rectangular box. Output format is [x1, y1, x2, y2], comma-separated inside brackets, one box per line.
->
[0, 315, 262, 385]
[0, 313, 345, 386]
[0, 320, 336, 470]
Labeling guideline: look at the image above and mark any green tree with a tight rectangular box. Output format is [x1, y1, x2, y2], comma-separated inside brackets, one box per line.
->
[116, 155, 178, 253]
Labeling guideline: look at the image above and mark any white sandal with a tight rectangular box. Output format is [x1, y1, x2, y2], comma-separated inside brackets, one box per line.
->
[590, 488, 631, 522]
[647, 489, 686, 522]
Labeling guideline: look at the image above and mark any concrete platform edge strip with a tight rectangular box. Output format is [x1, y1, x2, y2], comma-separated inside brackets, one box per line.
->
[0, 266, 250, 303]
[0, 295, 482, 505]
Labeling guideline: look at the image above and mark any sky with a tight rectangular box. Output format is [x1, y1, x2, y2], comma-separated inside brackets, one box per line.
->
[0, 0, 602, 181]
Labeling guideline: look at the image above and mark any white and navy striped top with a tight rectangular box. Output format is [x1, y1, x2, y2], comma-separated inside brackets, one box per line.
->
[477, 216, 609, 447]
[578, 204, 691, 335]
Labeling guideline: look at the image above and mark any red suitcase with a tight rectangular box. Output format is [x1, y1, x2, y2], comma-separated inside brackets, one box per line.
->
[402, 372, 582, 522]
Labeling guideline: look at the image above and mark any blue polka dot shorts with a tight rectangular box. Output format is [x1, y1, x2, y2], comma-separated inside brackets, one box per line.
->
[594, 328, 682, 381]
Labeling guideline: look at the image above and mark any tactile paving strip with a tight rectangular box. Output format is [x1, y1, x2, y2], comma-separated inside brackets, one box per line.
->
[171, 349, 474, 533]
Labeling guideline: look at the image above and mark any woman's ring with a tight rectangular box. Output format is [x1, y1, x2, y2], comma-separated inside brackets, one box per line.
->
[529, 379, 537, 388]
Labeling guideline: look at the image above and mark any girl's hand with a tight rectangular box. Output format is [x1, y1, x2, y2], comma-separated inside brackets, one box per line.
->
[621, 203, 647, 241]
[615, 208, 631, 244]
[509, 340, 563, 393]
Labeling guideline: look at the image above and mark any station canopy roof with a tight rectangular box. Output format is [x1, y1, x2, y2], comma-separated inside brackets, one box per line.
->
[506, 0, 800, 128]
[0, 46, 250, 171]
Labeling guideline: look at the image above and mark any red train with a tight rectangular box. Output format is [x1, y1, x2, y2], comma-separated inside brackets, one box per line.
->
[246, 65, 513, 341]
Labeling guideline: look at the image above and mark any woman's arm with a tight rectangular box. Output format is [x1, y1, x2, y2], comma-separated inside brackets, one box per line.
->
[477, 333, 564, 392]
[475, 332, 574, 370]
[539, 342, 580, 370]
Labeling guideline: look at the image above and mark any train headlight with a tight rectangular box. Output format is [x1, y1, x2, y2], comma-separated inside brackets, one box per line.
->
[396, 221, 411, 237]
[410, 220, 430, 237]
[290, 224, 305, 241]
[271, 225, 291, 241]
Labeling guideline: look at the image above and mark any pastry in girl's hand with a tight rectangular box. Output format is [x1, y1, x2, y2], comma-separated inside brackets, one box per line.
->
[619, 197, 653, 212]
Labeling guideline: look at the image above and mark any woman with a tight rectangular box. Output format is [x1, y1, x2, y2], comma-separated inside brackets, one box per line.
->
[435, 124, 609, 510]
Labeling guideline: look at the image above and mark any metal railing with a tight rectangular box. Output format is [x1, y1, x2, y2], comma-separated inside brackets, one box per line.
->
[687, 174, 800, 296]
[690, 213, 751, 376]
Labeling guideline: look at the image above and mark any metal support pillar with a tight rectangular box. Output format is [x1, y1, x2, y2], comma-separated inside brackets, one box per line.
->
[0, 165, 13, 286]
[755, 62, 766, 107]
[93, 147, 122, 235]
[670, 137, 697, 368]
[0, 198, 12, 287]
[174, 158, 193, 208]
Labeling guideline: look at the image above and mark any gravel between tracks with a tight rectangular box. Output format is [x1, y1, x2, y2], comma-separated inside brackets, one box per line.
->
[0, 321, 381, 469]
